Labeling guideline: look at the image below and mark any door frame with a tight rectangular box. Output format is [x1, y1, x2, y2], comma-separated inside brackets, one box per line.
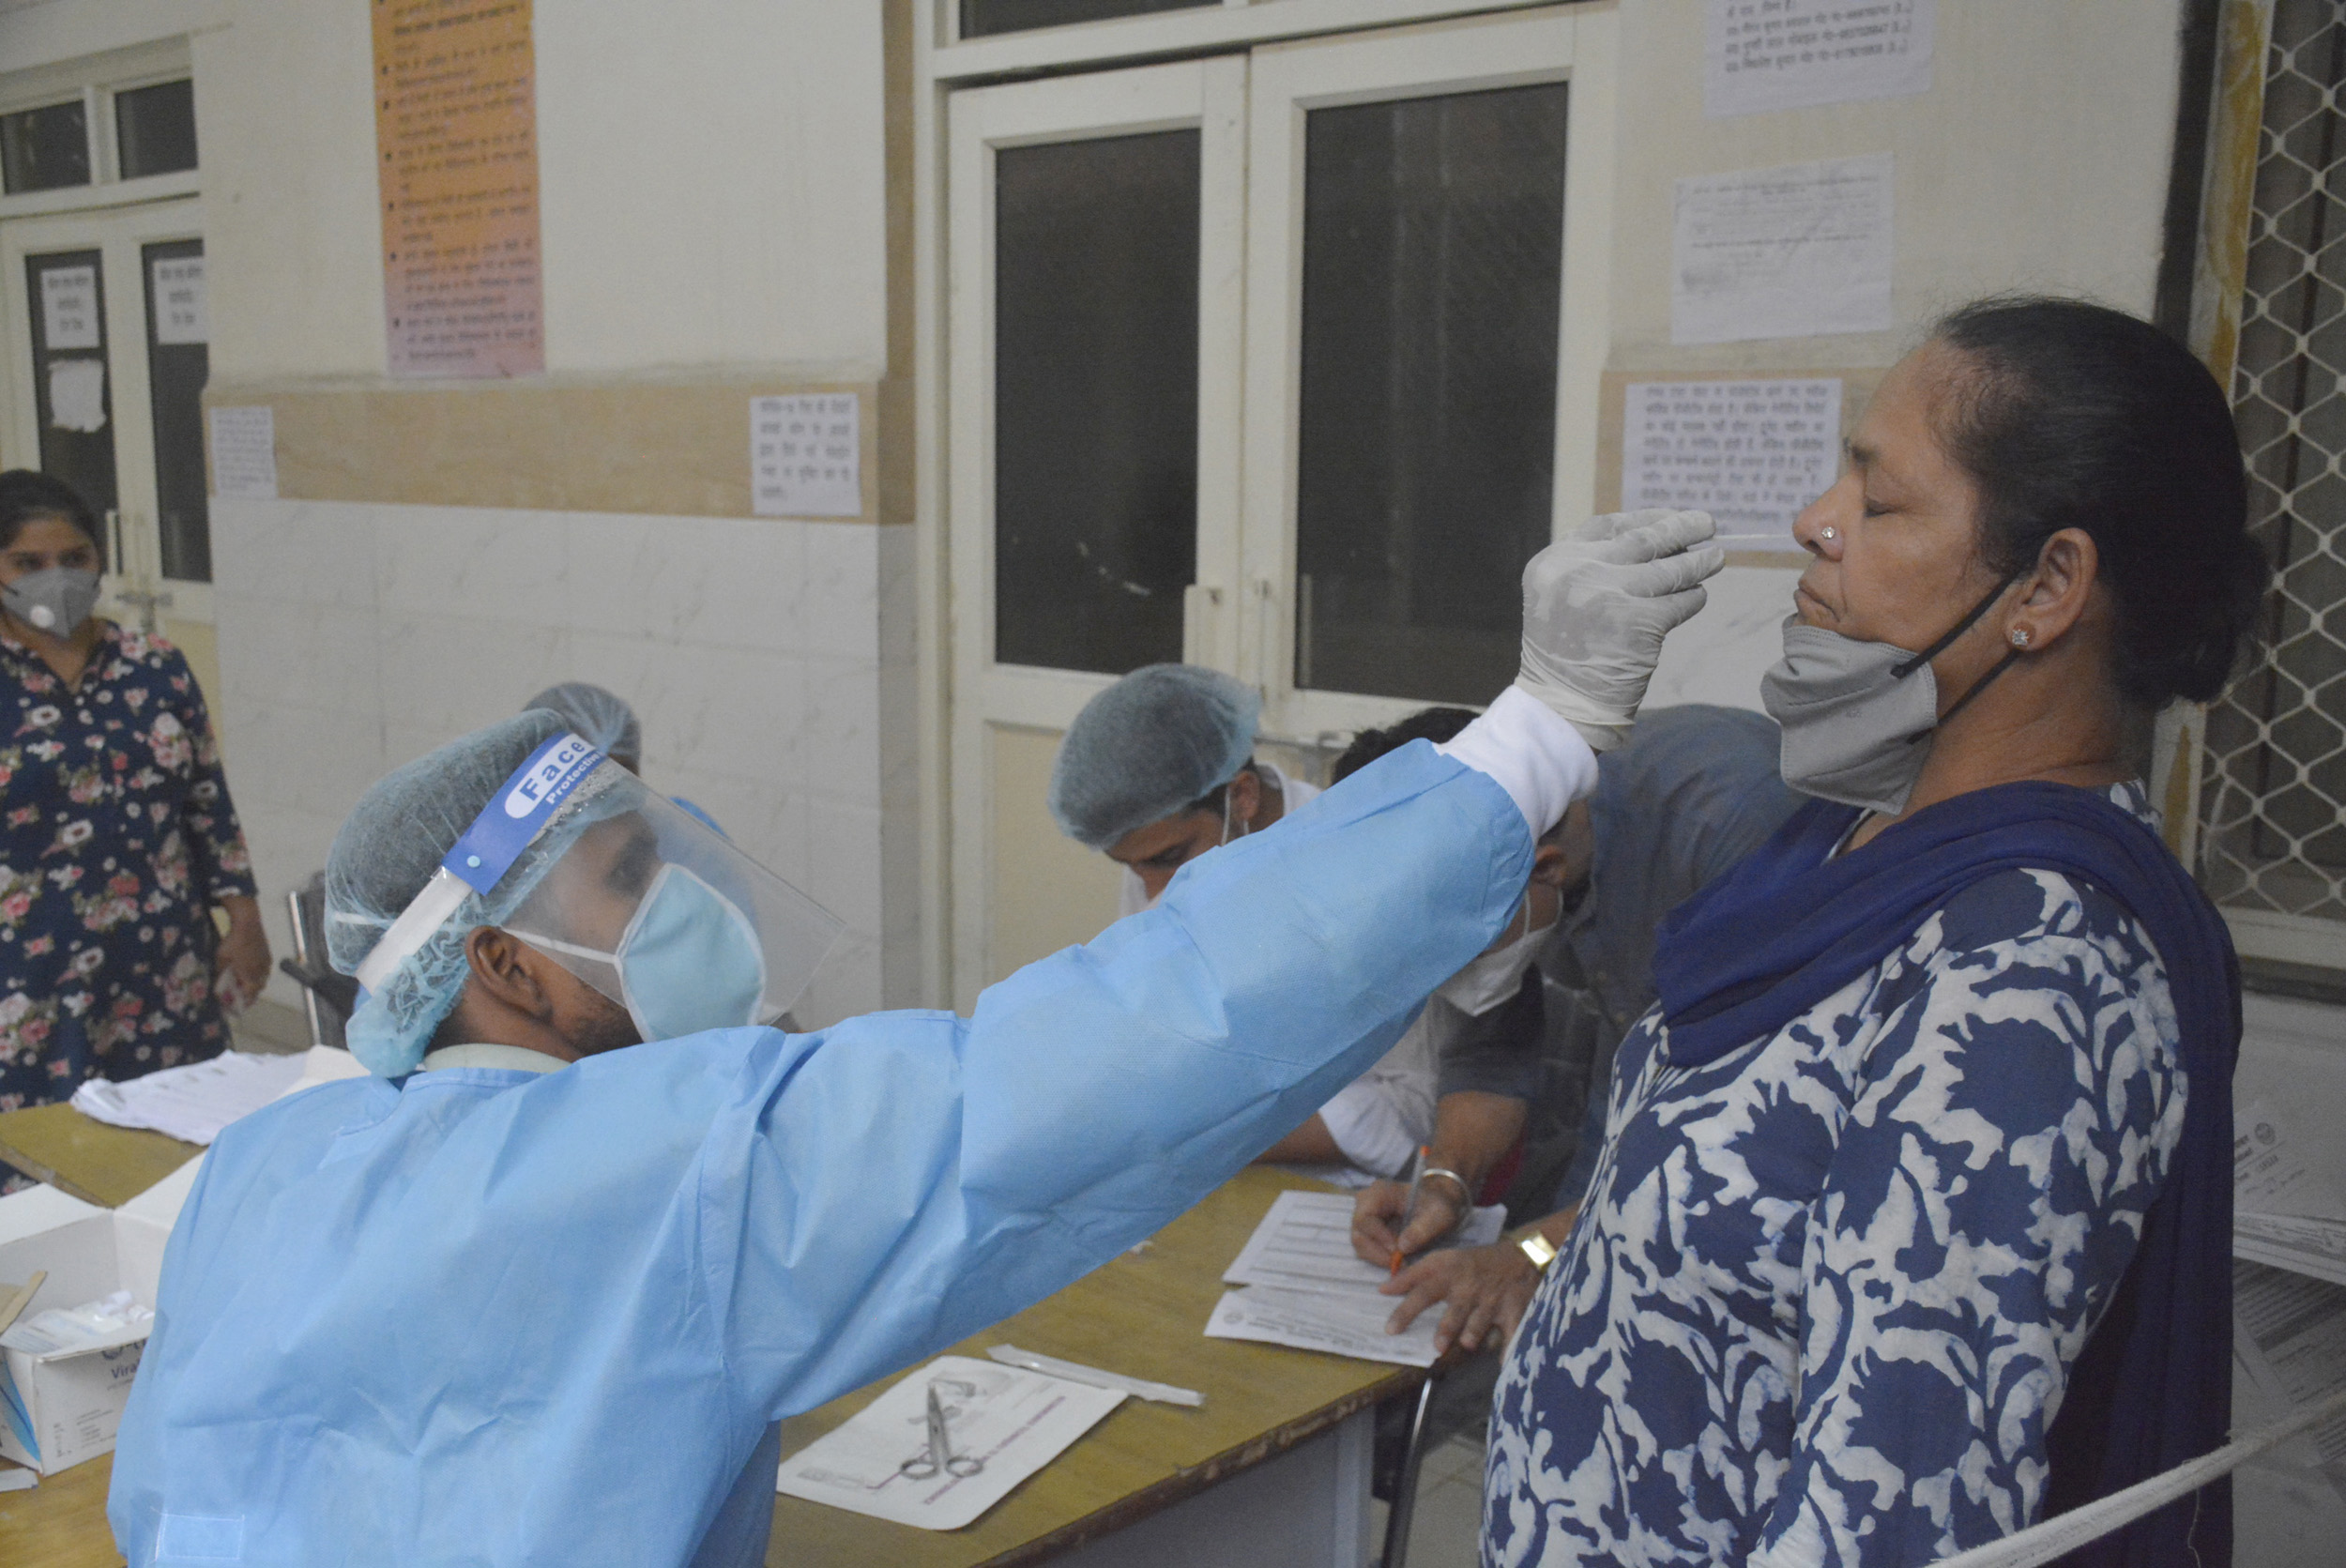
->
[914, 2, 1620, 1008]
[944, 55, 1249, 1008]
[0, 193, 212, 631]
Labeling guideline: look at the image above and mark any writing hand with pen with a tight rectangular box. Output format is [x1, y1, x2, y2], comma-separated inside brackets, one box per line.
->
[1351, 1170, 1577, 1358]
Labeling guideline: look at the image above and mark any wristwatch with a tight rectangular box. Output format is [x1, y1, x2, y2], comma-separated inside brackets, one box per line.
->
[1516, 1231, 1560, 1273]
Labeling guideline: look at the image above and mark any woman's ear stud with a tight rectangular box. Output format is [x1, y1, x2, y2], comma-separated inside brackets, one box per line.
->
[2010, 627, 2032, 648]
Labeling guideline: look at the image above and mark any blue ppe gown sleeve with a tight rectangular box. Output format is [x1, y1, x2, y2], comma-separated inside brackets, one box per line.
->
[107, 740, 1539, 1568]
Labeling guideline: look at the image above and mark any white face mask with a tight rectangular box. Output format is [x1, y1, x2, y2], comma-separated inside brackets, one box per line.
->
[1435, 901, 1551, 1016]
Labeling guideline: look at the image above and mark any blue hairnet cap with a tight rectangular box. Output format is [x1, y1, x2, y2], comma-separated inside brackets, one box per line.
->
[1048, 664, 1260, 850]
[525, 681, 640, 767]
[326, 709, 576, 1076]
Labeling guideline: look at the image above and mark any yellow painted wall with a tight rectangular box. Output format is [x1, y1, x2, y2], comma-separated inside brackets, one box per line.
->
[985, 724, 1123, 987]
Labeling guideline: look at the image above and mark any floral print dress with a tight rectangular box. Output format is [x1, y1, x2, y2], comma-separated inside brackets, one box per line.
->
[0, 623, 256, 1110]
[1485, 781, 2186, 1568]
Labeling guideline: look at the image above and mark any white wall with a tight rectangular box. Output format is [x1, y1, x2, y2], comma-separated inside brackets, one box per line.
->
[185, 0, 890, 383]
[213, 497, 888, 1027]
[1606, 0, 2187, 713]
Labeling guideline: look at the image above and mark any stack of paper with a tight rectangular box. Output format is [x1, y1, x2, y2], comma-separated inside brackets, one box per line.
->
[2236, 1099, 2346, 1289]
[71, 1051, 307, 1146]
[776, 1356, 1125, 1530]
[1204, 1190, 1504, 1367]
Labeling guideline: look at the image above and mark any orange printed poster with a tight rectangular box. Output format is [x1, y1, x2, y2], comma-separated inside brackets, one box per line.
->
[373, 0, 544, 377]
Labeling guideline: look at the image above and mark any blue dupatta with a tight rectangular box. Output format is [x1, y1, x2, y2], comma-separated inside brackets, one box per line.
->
[1651, 782, 2239, 1567]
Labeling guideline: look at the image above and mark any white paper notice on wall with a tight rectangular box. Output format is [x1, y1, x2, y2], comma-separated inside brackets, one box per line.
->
[151, 255, 207, 346]
[752, 393, 861, 518]
[1707, 0, 1934, 119]
[208, 406, 279, 500]
[1624, 379, 1841, 551]
[46, 359, 107, 434]
[39, 265, 101, 350]
[1673, 153, 1894, 345]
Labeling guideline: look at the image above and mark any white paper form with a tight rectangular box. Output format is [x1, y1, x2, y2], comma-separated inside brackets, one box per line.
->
[207, 406, 278, 500]
[39, 266, 99, 350]
[1222, 1190, 1503, 1296]
[45, 361, 106, 434]
[1623, 378, 1841, 551]
[1206, 1191, 1506, 1368]
[1673, 154, 1894, 345]
[751, 393, 861, 518]
[1208, 1284, 1440, 1368]
[2234, 1260, 2346, 1502]
[2236, 1097, 2346, 1219]
[151, 256, 207, 346]
[1707, 0, 1934, 120]
[776, 1356, 1125, 1530]
[71, 1051, 306, 1147]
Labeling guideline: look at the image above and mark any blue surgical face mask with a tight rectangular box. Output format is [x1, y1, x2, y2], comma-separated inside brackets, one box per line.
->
[519, 865, 767, 1042]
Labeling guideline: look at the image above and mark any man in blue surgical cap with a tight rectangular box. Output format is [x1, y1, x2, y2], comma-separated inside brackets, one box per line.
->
[109, 511, 1721, 1567]
[1049, 663, 1319, 916]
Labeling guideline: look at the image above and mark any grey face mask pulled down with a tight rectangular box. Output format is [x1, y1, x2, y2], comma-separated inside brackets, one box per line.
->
[1760, 577, 2020, 817]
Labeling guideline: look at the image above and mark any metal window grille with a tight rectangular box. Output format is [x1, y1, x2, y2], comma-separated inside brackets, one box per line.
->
[2199, 0, 2346, 935]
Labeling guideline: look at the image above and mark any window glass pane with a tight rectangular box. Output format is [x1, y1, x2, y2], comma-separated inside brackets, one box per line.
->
[1293, 83, 1569, 704]
[1, 100, 90, 194]
[145, 239, 210, 582]
[994, 130, 1199, 674]
[116, 80, 198, 179]
[962, 0, 1213, 39]
[23, 250, 118, 528]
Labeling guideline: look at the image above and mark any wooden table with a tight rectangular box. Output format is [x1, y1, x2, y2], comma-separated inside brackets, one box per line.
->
[0, 1104, 199, 1208]
[0, 1454, 119, 1568]
[767, 1166, 1419, 1566]
[0, 1168, 1420, 1567]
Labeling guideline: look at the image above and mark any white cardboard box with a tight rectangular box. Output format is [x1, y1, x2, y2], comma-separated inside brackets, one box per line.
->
[0, 1170, 187, 1474]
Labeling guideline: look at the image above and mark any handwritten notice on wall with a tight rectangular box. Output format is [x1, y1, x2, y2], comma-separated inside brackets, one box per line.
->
[1673, 154, 1893, 344]
[1707, 0, 1933, 119]
[752, 394, 861, 518]
[208, 407, 279, 501]
[373, 0, 543, 378]
[1622, 379, 1841, 550]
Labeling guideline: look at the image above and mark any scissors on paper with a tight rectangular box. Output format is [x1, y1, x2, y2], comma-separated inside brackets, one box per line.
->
[899, 1381, 983, 1481]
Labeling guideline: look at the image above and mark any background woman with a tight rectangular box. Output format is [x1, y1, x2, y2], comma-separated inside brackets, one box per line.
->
[0, 469, 267, 1115]
[1484, 299, 2265, 1568]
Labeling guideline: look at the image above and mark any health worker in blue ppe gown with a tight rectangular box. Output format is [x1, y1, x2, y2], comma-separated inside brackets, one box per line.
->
[106, 510, 1723, 1568]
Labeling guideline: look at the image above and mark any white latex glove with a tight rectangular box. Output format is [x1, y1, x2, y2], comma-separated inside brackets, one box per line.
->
[1516, 509, 1723, 751]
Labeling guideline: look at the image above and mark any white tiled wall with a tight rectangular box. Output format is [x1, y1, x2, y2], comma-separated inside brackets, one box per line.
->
[210, 496, 890, 1028]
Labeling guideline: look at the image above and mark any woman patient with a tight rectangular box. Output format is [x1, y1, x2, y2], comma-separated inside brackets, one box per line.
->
[1484, 297, 2264, 1568]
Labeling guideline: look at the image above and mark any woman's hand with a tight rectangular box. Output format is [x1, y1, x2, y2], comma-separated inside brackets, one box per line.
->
[1379, 1241, 1542, 1355]
[215, 895, 271, 1016]
[1351, 1176, 1467, 1266]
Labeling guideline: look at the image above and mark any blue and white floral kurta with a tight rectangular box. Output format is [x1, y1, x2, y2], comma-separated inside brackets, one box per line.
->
[1485, 782, 2186, 1568]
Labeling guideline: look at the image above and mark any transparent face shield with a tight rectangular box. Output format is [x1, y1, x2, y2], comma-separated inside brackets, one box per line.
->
[354, 733, 843, 1047]
[503, 783, 843, 1042]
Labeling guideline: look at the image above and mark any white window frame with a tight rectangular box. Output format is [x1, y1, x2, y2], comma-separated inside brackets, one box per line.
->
[0, 38, 198, 222]
[914, 2, 1617, 1001]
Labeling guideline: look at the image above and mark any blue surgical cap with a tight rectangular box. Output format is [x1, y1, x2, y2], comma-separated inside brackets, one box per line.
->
[524, 682, 641, 767]
[1048, 664, 1261, 850]
[327, 710, 587, 1076]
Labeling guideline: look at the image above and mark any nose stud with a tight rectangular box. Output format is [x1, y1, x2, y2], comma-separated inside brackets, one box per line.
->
[1820, 525, 1838, 541]
[2010, 628, 2032, 647]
